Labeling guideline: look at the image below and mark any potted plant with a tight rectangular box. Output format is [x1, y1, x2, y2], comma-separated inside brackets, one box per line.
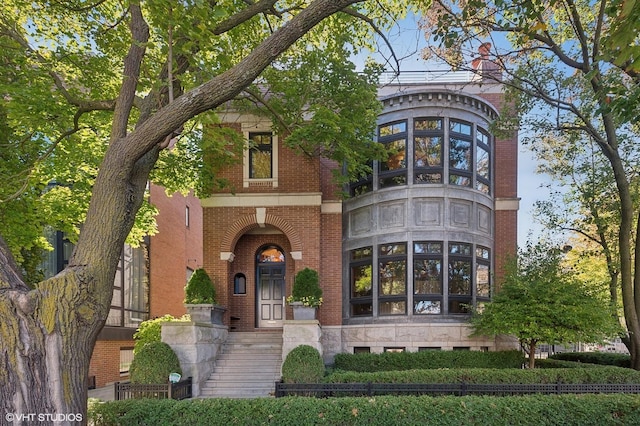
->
[286, 268, 323, 320]
[184, 268, 226, 324]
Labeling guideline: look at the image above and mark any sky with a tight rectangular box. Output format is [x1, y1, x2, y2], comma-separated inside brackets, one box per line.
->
[350, 12, 550, 248]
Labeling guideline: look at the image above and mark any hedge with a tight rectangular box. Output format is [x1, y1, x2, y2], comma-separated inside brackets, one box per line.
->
[324, 367, 640, 384]
[550, 352, 631, 368]
[282, 345, 325, 384]
[333, 350, 524, 372]
[536, 358, 605, 369]
[89, 394, 640, 425]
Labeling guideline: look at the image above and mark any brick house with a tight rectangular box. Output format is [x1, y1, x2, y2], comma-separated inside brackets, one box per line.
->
[200, 61, 519, 360]
[44, 185, 202, 388]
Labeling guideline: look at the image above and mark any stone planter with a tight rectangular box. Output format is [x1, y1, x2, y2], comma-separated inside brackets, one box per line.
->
[291, 302, 317, 320]
[185, 304, 227, 324]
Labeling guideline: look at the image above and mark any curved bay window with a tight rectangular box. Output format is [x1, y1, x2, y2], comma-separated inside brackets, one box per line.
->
[349, 241, 490, 318]
[350, 247, 373, 316]
[378, 243, 407, 315]
[378, 121, 407, 188]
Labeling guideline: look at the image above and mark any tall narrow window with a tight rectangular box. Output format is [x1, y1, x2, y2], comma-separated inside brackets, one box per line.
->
[476, 128, 491, 193]
[249, 132, 273, 179]
[448, 242, 472, 314]
[476, 246, 491, 308]
[185, 205, 190, 227]
[350, 247, 373, 316]
[378, 243, 407, 315]
[449, 120, 473, 187]
[378, 121, 407, 188]
[234, 273, 247, 295]
[414, 118, 443, 184]
[413, 242, 443, 314]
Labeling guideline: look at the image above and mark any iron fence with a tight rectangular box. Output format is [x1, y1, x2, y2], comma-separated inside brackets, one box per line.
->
[114, 377, 192, 400]
[274, 382, 640, 398]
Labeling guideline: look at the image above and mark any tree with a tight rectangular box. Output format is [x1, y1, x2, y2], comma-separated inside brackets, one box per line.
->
[0, 0, 416, 421]
[421, 0, 640, 368]
[470, 240, 620, 369]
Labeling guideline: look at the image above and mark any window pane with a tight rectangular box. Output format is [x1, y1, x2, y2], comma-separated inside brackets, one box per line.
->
[381, 139, 406, 171]
[477, 264, 490, 297]
[477, 128, 490, 146]
[476, 182, 490, 193]
[352, 302, 372, 316]
[352, 247, 373, 260]
[258, 247, 284, 262]
[449, 260, 471, 294]
[415, 136, 442, 166]
[415, 172, 442, 183]
[379, 260, 406, 295]
[450, 174, 471, 187]
[250, 150, 272, 178]
[352, 264, 372, 297]
[415, 118, 442, 130]
[450, 120, 472, 135]
[379, 121, 406, 137]
[477, 146, 489, 178]
[449, 243, 472, 255]
[449, 138, 471, 170]
[414, 242, 442, 254]
[449, 299, 471, 314]
[414, 300, 441, 314]
[379, 301, 406, 315]
[476, 246, 490, 259]
[414, 259, 442, 294]
[379, 175, 407, 188]
[380, 243, 406, 256]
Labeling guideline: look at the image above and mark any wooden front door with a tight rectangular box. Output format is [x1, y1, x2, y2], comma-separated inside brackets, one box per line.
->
[257, 264, 285, 328]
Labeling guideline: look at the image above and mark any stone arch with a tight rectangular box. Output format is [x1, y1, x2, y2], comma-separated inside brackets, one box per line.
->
[220, 212, 303, 254]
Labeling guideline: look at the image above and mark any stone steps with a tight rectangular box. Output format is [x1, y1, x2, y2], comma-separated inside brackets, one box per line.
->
[200, 331, 282, 398]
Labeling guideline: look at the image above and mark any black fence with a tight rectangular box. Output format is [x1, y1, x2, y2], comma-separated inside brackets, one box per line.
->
[275, 382, 640, 398]
[114, 377, 192, 400]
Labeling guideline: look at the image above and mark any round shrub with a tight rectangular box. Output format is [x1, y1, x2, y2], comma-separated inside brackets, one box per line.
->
[133, 314, 176, 354]
[129, 341, 182, 384]
[184, 268, 216, 304]
[282, 345, 325, 384]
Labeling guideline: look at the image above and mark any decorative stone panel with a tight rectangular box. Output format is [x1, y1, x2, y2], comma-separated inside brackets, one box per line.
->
[379, 202, 406, 229]
[350, 206, 373, 236]
[450, 201, 471, 228]
[415, 199, 443, 227]
[478, 205, 491, 234]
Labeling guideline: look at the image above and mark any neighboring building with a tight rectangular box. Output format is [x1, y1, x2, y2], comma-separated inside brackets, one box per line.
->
[201, 57, 519, 360]
[42, 185, 202, 388]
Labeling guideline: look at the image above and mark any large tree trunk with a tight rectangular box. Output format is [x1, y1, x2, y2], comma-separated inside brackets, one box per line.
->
[0, 1, 361, 423]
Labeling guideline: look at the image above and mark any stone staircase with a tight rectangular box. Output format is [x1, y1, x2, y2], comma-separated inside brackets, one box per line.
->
[200, 331, 282, 398]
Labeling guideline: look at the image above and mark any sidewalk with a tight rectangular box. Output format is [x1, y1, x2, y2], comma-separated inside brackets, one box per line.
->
[88, 385, 114, 402]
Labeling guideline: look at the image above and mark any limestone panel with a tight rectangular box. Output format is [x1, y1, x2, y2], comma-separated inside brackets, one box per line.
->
[350, 207, 373, 236]
[450, 201, 471, 228]
[379, 202, 406, 229]
[415, 199, 443, 227]
[478, 205, 491, 234]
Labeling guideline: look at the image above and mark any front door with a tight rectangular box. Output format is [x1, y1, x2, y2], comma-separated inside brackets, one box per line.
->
[257, 264, 285, 327]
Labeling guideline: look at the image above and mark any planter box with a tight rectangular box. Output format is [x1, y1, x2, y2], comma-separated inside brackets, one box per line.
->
[185, 304, 227, 324]
[291, 302, 317, 320]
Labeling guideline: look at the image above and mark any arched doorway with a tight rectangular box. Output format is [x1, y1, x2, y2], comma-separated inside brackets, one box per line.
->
[256, 245, 285, 328]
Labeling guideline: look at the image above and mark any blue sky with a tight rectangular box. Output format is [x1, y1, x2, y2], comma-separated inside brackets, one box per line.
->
[350, 12, 549, 248]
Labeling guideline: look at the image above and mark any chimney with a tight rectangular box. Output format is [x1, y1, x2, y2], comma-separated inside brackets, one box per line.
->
[471, 42, 502, 81]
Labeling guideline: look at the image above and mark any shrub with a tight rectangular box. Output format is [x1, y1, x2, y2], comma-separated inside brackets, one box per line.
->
[536, 358, 604, 369]
[324, 366, 640, 384]
[129, 342, 182, 384]
[184, 268, 216, 304]
[333, 350, 524, 372]
[90, 394, 640, 426]
[282, 345, 325, 384]
[287, 267, 323, 307]
[133, 314, 189, 354]
[549, 351, 631, 368]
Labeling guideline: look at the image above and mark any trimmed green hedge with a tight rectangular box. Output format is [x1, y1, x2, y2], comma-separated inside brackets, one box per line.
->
[536, 358, 605, 369]
[550, 352, 631, 368]
[333, 350, 524, 372]
[89, 395, 640, 425]
[325, 366, 640, 384]
[282, 345, 325, 384]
